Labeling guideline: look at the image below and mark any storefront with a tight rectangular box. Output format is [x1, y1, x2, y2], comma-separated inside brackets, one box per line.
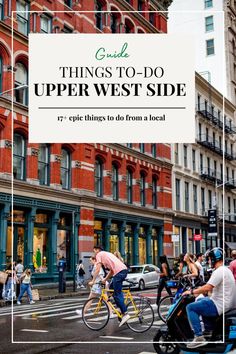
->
[0, 193, 80, 283]
[94, 210, 163, 266]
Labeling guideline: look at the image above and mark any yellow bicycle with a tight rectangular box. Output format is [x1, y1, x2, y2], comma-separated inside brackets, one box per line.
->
[82, 283, 154, 332]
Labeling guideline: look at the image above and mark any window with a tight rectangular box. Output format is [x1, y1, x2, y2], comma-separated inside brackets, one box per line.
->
[0, 0, 3, 20]
[63, 26, 73, 33]
[16, 0, 29, 36]
[174, 143, 179, 164]
[61, 148, 71, 189]
[176, 179, 180, 211]
[95, 159, 103, 197]
[200, 153, 203, 173]
[220, 163, 223, 181]
[213, 132, 215, 146]
[139, 143, 145, 153]
[232, 169, 235, 182]
[214, 160, 217, 177]
[206, 39, 215, 56]
[64, 0, 72, 7]
[152, 177, 157, 209]
[0, 56, 2, 93]
[205, 0, 213, 8]
[127, 143, 132, 148]
[38, 144, 50, 185]
[206, 127, 209, 141]
[234, 199, 236, 222]
[149, 11, 155, 26]
[184, 145, 188, 168]
[127, 169, 133, 204]
[192, 149, 196, 171]
[138, 0, 143, 12]
[207, 157, 210, 174]
[40, 15, 52, 33]
[15, 62, 28, 105]
[112, 163, 119, 201]
[208, 190, 212, 209]
[184, 182, 189, 212]
[201, 188, 205, 214]
[205, 16, 214, 32]
[219, 136, 222, 150]
[111, 14, 117, 33]
[140, 173, 145, 206]
[151, 144, 156, 158]
[95, 1, 103, 31]
[193, 185, 198, 214]
[197, 94, 201, 110]
[13, 133, 26, 180]
[199, 123, 202, 138]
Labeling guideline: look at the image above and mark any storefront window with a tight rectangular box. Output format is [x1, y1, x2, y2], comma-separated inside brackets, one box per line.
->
[8, 210, 26, 223]
[6, 227, 13, 264]
[110, 235, 118, 253]
[125, 227, 133, 266]
[138, 236, 146, 264]
[173, 226, 180, 257]
[151, 229, 158, 265]
[188, 228, 194, 254]
[33, 227, 48, 273]
[57, 213, 71, 271]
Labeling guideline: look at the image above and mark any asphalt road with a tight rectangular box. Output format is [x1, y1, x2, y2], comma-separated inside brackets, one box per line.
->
[0, 289, 161, 354]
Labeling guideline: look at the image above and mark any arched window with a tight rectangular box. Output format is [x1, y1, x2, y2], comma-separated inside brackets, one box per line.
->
[140, 172, 146, 206]
[13, 133, 26, 180]
[152, 177, 157, 209]
[95, 158, 103, 197]
[0, 55, 2, 93]
[126, 168, 133, 204]
[15, 62, 28, 105]
[60, 148, 71, 189]
[125, 18, 135, 33]
[112, 163, 119, 201]
[38, 144, 50, 185]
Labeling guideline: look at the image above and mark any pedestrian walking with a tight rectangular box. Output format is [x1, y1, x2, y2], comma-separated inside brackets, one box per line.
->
[15, 259, 24, 297]
[229, 250, 236, 282]
[156, 255, 172, 306]
[77, 260, 86, 289]
[195, 253, 205, 282]
[76, 256, 106, 316]
[4, 263, 17, 301]
[17, 269, 35, 305]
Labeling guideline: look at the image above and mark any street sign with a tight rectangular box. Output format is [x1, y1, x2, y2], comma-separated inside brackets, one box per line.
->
[208, 209, 217, 237]
[171, 234, 179, 242]
[194, 234, 202, 241]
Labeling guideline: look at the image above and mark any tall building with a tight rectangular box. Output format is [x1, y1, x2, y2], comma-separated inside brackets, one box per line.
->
[0, 0, 173, 283]
[168, 0, 235, 103]
[172, 73, 236, 257]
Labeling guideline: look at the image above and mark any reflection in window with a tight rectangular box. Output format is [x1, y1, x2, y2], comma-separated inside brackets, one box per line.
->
[38, 144, 50, 185]
[16, 0, 29, 35]
[13, 133, 26, 180]
[95, 159, 103, 197]
[15, 62, 28, 105]
[60, 148, 70, 189]
[33, 227, 48, 273]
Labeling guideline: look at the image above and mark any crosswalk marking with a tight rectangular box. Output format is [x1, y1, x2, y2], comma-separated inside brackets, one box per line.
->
[21, 329, 48, 333]
[100, 335, 134, 340]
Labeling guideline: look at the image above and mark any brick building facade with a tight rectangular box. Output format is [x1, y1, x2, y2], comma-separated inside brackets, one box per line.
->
[0, 0, 173, 282]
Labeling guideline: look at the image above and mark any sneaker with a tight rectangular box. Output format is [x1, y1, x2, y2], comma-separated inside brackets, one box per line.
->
[17, 301, 21, 305]
[119, 313, 130, 327]
[30, 301, 35, 305]
[187, 336, 207, 348]
[76, 309, 82, 316]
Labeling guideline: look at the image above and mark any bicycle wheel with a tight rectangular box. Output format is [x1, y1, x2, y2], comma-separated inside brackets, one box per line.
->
[82, 297, 110, 330]
[157, 295, 174, 323]
[126, 297, 154, 333]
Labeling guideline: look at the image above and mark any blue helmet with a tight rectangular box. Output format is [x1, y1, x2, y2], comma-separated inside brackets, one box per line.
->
[207, 247, 224, 267]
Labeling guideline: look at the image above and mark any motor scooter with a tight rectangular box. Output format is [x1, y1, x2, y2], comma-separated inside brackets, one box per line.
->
[153, 295, 236, 354]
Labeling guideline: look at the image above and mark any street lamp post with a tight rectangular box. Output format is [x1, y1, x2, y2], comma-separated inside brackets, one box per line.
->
[0, 84, 28, 96]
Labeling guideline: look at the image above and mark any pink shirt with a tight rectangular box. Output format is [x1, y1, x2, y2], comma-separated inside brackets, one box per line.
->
[229, 259, 236, 282]
[96, 251, 127, 276]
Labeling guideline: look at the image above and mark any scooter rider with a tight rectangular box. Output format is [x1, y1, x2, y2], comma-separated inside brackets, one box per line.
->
[183, 247, 236, 349]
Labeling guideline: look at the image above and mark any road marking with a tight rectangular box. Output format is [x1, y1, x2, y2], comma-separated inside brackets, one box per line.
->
[38, 310, 80, 318]
[21, 329, 49, 333]
[138, 352, 156, 354]
[100, 335, 134, 340]
[63, 315, 81, 320]
[14, 304, 81, 317]
[22, 317, 38, 320]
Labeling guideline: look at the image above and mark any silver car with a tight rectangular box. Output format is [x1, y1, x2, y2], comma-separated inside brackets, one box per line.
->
[123, 264, 160, 290]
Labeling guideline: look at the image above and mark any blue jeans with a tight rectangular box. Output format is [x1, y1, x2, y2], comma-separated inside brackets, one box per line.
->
[109, 269, 128, 314]
[186, 298, 219, 336]
[18, 283, 32, 302]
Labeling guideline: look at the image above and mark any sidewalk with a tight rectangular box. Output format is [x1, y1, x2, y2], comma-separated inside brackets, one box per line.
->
[0, 282, 90, 307]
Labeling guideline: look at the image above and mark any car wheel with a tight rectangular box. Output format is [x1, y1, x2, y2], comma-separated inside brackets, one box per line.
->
[139, 279, 145, 290]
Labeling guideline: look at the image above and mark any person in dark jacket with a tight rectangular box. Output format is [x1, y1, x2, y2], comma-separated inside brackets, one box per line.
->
[156, 255, 172, 306]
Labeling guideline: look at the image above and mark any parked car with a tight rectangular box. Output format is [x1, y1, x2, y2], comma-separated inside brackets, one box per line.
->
[123, 264, 160, 290]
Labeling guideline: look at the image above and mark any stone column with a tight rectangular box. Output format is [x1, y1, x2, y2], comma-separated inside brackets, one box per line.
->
[52, 210, 60, 273]
[133, 223, 140, 265]
[146, 225, 152, 264]
[27, 207, 37, 271]
[119, 221, 126, 260]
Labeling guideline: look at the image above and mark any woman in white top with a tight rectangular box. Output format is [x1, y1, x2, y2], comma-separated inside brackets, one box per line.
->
[17, 269, 35, 305]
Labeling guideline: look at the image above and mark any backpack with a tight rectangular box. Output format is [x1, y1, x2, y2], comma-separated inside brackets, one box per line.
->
[79, 266, 85, 276]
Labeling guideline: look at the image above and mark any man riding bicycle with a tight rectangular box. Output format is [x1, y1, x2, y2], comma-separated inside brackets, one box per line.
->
[92, 245, 130, 327]
[183, 247, 236, 349]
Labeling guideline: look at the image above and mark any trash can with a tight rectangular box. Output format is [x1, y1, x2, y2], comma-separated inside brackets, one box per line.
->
[58, 259, 66, 293]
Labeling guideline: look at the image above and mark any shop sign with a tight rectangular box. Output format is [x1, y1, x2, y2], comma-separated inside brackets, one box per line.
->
[194, 234, 202, 241]
[208, 209, 217, 237]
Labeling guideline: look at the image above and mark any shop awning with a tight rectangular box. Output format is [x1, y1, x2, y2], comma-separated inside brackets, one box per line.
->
[225, 242, 236, 250]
